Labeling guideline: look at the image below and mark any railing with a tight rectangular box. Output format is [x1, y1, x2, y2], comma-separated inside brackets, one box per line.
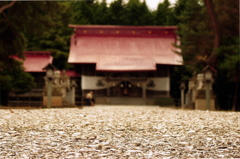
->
[8, 89, 44, 107]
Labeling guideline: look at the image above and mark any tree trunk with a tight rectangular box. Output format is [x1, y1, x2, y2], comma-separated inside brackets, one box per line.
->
[204, 0, 220, 67]
[0, 1, 16, 14]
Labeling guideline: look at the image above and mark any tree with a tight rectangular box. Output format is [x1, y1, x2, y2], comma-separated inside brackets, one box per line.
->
[175, 0, 239, 110]
[154, 0, 176, 25]
[204, 0, 220, 67]
[92, 0, 110, 24]
[72, 0, 154, 26]
[176, 0, 211, 72]
[0, 1, 65, 105]
[122, 0, 154, 25]
[26, 2, 74, 70]
[203, 0, 239, 110]
[108, 0, 125, 25]
[0, 19, 35, 105]
[173, 0, 188, 24]
[72, 1, 93, 24]
[213, 0, 239, 110]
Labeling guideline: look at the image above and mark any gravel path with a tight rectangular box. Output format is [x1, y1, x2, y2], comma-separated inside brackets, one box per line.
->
[0, 106, 240, 158]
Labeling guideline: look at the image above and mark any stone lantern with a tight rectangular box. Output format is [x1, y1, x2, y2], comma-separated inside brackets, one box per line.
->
[43, 63, 56, 108]
[44, 63, 55, 78]
[202, 65, 215, 110]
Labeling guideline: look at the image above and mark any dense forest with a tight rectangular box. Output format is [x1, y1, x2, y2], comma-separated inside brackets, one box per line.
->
[0, 0, 239, 110]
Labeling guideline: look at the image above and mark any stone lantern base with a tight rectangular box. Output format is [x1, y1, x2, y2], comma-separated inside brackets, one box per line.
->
[195, 99, 215, 110]
[43, 96, 62, 108]
[43, 87, 63, 108]
[195, 89, 215, 110]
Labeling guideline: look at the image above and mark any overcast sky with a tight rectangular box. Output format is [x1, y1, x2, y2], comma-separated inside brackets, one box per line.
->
[105, 0, 177, 11]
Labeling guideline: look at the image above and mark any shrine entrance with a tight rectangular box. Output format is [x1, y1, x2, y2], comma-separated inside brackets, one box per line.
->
[109, 80, 143, 97]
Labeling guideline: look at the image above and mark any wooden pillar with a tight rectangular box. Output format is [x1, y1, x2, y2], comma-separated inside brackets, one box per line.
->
[81, 65, 84, 106]
[107, 86, 110, 97]
[72, 87, 76, 105]
[70, 79, 77, 105]
[47, 79, 52, 108]
[167, 66, 170, 97]
[181, 89, 184, 108]
[142, 83, 146, 99]
[107, 84, 110, 105]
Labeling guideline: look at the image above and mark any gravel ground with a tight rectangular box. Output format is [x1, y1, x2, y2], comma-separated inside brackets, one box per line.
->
[0, 106, 240, 158]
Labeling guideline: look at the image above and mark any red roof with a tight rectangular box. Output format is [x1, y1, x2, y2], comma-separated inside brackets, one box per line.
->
[68, 25, 182, 71]
[60, 70, 80, 77]
[19, 51, 53, 72]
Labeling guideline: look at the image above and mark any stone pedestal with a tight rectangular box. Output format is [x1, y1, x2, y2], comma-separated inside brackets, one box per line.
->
[43, 96, 62, 107]
[195, 99, 215, 110]
[195, 89, 215, 110]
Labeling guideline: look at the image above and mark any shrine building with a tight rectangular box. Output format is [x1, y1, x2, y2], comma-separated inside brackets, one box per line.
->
[68, 25, 182, 105]
[8, 51, 53, 106]
[8, 51, 80, 107]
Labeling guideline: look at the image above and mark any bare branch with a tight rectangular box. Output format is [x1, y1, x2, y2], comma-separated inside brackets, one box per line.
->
[0, 1, 17, 14]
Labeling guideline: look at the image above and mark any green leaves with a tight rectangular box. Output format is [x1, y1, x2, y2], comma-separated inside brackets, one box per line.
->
[26, 2, 73, 70]
[154, 0, 176, 25]
[175, 0, 239, 110]
[0, 60, 35, 94]
[217, 37, 239, 82]
[71, 0, 156, 26]
[0, 1, 67, 105]
[176, 0, 211, 70]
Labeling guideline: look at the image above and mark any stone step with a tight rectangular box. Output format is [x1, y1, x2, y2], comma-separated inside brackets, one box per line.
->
[96, 97, 146, 105]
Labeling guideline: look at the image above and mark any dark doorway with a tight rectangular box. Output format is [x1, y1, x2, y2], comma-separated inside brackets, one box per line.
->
[110, 81, 142, 97]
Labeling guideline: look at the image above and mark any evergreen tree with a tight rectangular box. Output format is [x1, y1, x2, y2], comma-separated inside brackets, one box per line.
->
[173, 0, 188, 24]
[121, 0, 154, 25]
[0, 1, 64, 105]
[176, 0, 239, 110]
[26, 2, 74, 70]
[72, 1, 93, 24]
[213, 0, 239, 110]
[92, 0, 110, 24]
[154, 0, 176, 25]
[72, 0, 154, 26]
[177, 0, 211, 72]
[108, 0, 125, 25]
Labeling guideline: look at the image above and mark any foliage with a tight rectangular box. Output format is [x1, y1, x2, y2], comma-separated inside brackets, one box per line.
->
[218, 38, 239, 82]
[173, 0, 189, 24]
[0, 59, 36, 105]
[0, 60, 36, 94]
[26, 2, 73, 70]
[0, 1, 66, 105]
[154, 0, 176, 25]
[72, 1, 95, 24]
[72, 0, 155, 26]
[176, 0, 213, 72]
[209, 0, 239, 110]
[122, 0, 153, 25]
[214, 0, 239, 82]
[108, 0, 125, 25]
[176, 0, 239, 110]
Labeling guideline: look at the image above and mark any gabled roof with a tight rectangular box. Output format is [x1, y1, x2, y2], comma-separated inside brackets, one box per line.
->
[68, 25, 182, 71]
[20, 51, 53, 72]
